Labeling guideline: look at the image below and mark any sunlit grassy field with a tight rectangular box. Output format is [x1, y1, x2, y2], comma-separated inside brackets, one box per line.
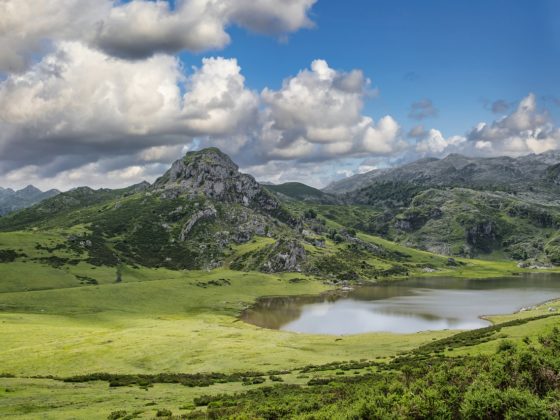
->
[1, 228, 560, 418]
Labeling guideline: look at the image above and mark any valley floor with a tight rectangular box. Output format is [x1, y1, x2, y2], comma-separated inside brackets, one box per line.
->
[1, 267, 559, 418]
[1, 230, 560, 418]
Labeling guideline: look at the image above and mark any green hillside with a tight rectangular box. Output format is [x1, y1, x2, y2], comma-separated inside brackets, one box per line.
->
[265, 182, 335, 202]
[322, 153, 560, 264]
[1, 148, 560, 419]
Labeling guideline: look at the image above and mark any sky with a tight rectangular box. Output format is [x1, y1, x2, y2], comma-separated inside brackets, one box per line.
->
[1, 0, 559, 190]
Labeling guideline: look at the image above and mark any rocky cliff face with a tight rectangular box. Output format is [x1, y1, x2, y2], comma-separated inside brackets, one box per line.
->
[153, 148, 281, 214]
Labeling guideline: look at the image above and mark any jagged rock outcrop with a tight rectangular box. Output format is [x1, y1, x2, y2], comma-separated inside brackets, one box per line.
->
[261, 240, 306, 273]
[179, 206, 217, 241]
[153, 148, 281, 212]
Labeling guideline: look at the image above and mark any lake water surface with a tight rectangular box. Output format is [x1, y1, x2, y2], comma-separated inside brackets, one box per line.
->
[241, 275, 560, 335]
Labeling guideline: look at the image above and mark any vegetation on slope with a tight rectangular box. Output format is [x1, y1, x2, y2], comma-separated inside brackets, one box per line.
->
[2, 149, 560, 418]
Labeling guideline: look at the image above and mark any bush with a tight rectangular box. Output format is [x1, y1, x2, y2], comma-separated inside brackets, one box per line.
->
[461, 381, 552, 419]
[0, 249, 19, 263]
[497, 339, 516, 353]
[107, 411, 127, 420]
[155, 408, 172, 417]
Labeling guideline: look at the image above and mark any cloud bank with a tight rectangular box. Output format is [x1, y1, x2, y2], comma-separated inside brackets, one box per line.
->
[1, 0, 559, 190]
[0, 39, 405, 189]
[415, 94, 560, 158]
[0, 0, 317, 71]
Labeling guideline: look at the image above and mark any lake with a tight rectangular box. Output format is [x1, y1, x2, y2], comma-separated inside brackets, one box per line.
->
[241, 275, 560, 335]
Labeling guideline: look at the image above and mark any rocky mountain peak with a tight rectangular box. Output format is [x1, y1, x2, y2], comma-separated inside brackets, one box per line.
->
[0, 185, 60, 216]
[17, 185, 42, 198]
[152, 148, 280, 211]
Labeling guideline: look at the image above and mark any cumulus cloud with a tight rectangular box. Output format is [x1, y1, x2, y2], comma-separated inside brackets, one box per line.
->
[2, 35, 558, 191]
[249, 59, 404, 163]
[93, 0, 231, 59]
[408, 99, 438, 120]
[412, 94, 560, 159]
[0, 48, 406, 189]
[0, 0, 317, 71]
[0, 42, 263, 187]
[180, 57, 259, 136]
[466, 93, 560, 155]
[96, 0, 317, 59]
[226, 0, 316, 35]
[0, 0, 111, 72]
[0, 42, 184, 173]
[415, 129, 465, 155]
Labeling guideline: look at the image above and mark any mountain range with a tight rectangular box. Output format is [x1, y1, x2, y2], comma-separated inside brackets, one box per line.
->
[321, 152, 560, 262]
[2, 148, 560, 271]
[324, 152, 560, 195]
[0, 185, 59, 216]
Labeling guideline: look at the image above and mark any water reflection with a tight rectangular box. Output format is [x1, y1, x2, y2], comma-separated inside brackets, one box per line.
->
[241, 275, 560, 335]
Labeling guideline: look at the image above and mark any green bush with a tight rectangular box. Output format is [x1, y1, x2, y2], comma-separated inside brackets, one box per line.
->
[155, 408, 172, 417]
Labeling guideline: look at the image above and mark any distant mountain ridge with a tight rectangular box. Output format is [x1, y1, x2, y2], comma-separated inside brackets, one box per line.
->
[3, 148, 560, 267]
[324, 151, 560, 195]
[0, 185, 60, 216]
[321, 151, 560, 262]
[264, 182, 337, 204]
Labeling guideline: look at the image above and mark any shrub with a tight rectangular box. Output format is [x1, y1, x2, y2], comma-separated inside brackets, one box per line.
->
[155, 408, 172, 417]
[107, 411, 127, 420]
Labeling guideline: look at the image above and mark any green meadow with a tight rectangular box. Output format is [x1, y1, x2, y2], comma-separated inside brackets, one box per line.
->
[1, 229, 560, 419]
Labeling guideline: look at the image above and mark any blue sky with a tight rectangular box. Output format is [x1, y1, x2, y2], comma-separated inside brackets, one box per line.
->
[1, 0, 560, 190]
[180, 0, 560, 138]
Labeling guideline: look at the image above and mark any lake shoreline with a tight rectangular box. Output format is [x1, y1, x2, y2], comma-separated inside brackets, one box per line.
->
[242, 274, 560, 336]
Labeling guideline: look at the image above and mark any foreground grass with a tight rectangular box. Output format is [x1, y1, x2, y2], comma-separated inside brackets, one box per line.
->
[1, 311, 559, 419]
[2, 228, 560, 418]
[0, 269, 457, 378]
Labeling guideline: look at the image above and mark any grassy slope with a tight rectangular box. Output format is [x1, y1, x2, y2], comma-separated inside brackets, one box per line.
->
[1, 298, 559, 419]
[1, 215, 560, 418]
[0, 269, 455, 377]
[0, 264, 451, 419]
[264, 182, 327, 199]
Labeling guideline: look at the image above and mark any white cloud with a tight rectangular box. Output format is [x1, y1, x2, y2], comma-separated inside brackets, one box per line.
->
[0, 50, 409, 190]
[466, 93, 560, 155]
[180, 57, 259, 136]
[0, 0, 112, 72]
[3, 34, 558, 192]
[0, 41, 183, 156]
[415, 129, 465, 154]
[256, 59, 404, 162]
[362, 116, 401, 154]
[412, 94, 560, 159]
[94, 0, 231, 59]
[0, 0, 317, 71]
[0, 42, 262, 186]
[226, 0, 316, 35]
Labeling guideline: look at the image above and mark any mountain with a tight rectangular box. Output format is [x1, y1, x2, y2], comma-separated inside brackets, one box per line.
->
[153, 148, 284, 214]
[0, 148, 454, 280]
[322, 152, 560, 263]
[0, 185, 60, 216]
[2, 148, 560, 276]
[0, 149, 293, 270]
[324, 152, 560, 195]
[265, 182, 337, 203]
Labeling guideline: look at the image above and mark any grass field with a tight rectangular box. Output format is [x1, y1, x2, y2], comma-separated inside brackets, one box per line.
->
[1, 228, 560, 419]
